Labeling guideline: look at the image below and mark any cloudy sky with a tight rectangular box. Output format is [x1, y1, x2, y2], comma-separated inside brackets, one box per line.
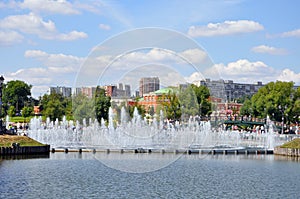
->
[1, 0, 300, 98]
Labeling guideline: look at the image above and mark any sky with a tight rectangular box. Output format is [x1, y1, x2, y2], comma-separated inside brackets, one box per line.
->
[0, 0, 300, 98]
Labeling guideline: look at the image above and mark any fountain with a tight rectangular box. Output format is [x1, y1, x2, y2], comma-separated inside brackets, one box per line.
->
[27, 108, 293, 151]
[5, 115, 10, 130]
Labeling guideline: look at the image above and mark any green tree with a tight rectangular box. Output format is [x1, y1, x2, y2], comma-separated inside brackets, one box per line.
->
[240, 98, 252, 116]
[236, 95, 251, 104]
[40, 93, 66, 121]
[73, 93, 95, 123]
[2, 80, 32, 113]
[241, 81, 296, 123]
[94, 87, 111, 122]
[22, 106, 33, 118]
[290, 86, 300, 124]
[191, 84, 212, 117]
[148, 106, 155, 116]
[128, 104, 146, 118]
[64, 97, 73, 120]
[162, 91, 181, 121]
[178, 85, 199, 118]
[127, 97, 145, 118]
[7, 105, 16, 117]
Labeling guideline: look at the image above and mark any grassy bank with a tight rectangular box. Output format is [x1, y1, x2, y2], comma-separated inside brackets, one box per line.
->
[0, 135, 45, 147]
[6, 116, 32, 123]
[280, 138, 300, 149]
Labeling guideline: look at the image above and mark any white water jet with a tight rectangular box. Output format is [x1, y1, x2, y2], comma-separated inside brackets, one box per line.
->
[5, 115, 10, 130]
[27, 108, 293, 150]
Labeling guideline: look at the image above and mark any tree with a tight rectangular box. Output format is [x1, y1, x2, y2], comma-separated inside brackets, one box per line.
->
[94, 87, 111, 122]
[236, 95, 251, 104]
[191, 84, 212, 117]
[240, 98, 252, 116]
[148, 106, 155, 116]
[2, 80, 32, 113]
[162, 91, 181, 121]
[128, 104, 145, 118]
[73, 93, 95, 123]
[178, 85, 199, 118]
[40, 93, 66, 121]
[290, 86, 300, 124]
[128, 96, 145, 118]
[7, 105, 16, 117]
[241, 81, 296, 123]
[22, 106, 33, 118]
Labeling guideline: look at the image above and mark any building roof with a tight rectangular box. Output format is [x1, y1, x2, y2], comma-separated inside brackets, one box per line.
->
[154, 87, 177, 95]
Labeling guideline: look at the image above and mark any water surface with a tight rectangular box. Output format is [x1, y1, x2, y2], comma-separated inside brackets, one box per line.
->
[0, 153, 299, 198]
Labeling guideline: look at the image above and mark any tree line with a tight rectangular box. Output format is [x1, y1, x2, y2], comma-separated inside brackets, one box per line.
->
[1, 79, 299, 125]
[0, 80, 212, 123]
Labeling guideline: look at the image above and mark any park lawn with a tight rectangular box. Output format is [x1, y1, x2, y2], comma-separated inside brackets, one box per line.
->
[0, 135, 45, 147]
[280, 138, 300, 149]
[7, 116, 32, 123]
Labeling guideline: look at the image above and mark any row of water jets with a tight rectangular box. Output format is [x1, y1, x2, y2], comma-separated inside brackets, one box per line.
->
[27, 107, 285, 149]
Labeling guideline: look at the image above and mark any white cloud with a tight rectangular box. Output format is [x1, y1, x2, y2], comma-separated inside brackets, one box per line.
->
[0, 30, 23, 45]
[6, 50, 85, 97]
[211, 59, 274, 82]
[56, 30, 88, 41]
[24, 49, 48, 58]
[75, 48, 209, 88]
[0, 12, 55, 35]
[8, 49, 300, 98]
[251, 45, 288, 55]
[179, 48, 208, 64]
[0, 12, 87, 41]
[20, 0, 80, 15]
[280, 29, 300, 38]
[118, 48, 207, 66]
[78, 48, 203, 86]
[186, 59, 300, 85]
[10, 68, 52, 85]
[24, 49, 84, 70]
[188, 20, 264, 37]
[99, 23, 111, 30]
[277, 69, 300, 84]
[9, 48, 201, 96]
[185, 72, 205, 83]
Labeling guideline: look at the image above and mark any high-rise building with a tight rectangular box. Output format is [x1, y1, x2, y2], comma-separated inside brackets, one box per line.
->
[139, 77, 160, 97]
[105, 84, 131, 98]
[125, 84, 131, 97]
[195, 79, 265, 102]
[81, 87, 97, 98]
[73, 87, 96, 98]
[118, 83, 123, 90]
[104, 85, 117, 97]
[49, 86, 72, 98]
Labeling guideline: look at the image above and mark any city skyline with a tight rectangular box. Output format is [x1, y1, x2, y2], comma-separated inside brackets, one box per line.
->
[0, 1, 300, 98]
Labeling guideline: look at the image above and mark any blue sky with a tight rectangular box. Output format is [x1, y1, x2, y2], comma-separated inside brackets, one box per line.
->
[0, 0, 300, 97]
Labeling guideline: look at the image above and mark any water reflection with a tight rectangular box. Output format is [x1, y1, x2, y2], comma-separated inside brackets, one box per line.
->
[1, 153, 300, 198]
[0, 154, 49, 160]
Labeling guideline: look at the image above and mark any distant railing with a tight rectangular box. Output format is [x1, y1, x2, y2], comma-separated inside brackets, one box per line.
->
[210, 116, 266, 123]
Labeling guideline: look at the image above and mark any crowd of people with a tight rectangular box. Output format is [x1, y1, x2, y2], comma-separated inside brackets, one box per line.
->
[7, 122, 29, 135]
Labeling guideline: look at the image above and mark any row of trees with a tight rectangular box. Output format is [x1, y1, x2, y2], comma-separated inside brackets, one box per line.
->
[0, 79, 212, 123]
[0, 81, 112, 122]
[3, 79, 298, 125]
